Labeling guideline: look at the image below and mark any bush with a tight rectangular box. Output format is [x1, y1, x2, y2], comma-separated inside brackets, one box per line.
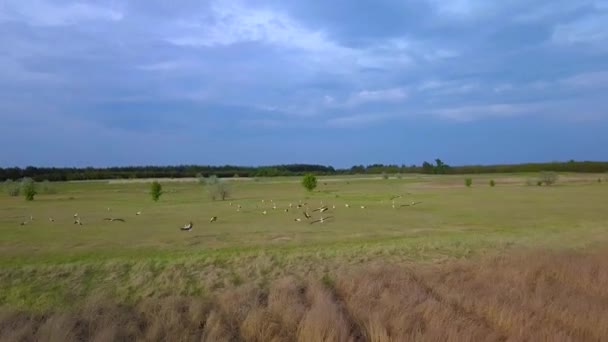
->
[21, 178, 37, 201]
[4, 179, 20, 197]
[382, 172, 389, 180]
[539, 171, 558, 186]
[206, 176, 230, 201]
[302, 174, 317, 192]
[537, 181, 543, 186]
[396, 174, 403, 179]
[489, 179, 495, 187]
[465, 178, 472, 187]
[150, 181, 163, 201]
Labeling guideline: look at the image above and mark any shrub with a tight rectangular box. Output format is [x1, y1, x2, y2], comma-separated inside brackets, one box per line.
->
[396, 174, 403, 179]
[525, 179, 536, 186]
[539, 171, 558, 186]
[465, 178, 472, 187]
[150, 181, 163, 201]
[382, 172, 389, 180]
[21, 178, 37, 201]
[489, 179, 495, 187]
[206, 176, 231, 201]
[4, 179, 20, 197]
[537, 181, 543, 186]
[302, 174, 317, 192]
[598, 178, 602, 183]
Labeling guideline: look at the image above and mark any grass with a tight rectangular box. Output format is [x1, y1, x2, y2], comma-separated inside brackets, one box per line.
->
[1, 173, 607, 340]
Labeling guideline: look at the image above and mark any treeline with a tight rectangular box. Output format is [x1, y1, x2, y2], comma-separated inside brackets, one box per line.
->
[1, 161, 607, 182]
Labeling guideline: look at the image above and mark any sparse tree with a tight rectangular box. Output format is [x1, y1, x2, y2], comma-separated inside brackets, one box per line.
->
[150, 181, 163, 201]
[465, 178, 473, 187]
[206, 175, 231, 201]
[539, 171, 558, 186]
[21, 178, 37, 201]
[489, 179, 495, 187]
[302, 174, 317, 192]
[4, 179, 20, 197]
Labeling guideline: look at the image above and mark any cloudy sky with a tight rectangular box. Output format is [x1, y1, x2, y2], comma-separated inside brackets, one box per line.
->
[1, 0, 607, 167]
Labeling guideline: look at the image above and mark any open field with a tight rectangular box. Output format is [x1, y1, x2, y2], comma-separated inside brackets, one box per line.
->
[1, 173, 608, 340]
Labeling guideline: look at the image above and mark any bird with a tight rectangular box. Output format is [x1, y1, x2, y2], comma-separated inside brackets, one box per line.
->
[345, 204, 350, 208]
[392, 202, 396, 209]
[103, 218, 125, 222]
[284, 208, 289, 213]
[272, 204, 277, 210]
[390, 195, 402, 201]
[49, 217, 55, 222]
[74, 213, 79, 218]
[107, 207, 111, 212]
[360, 205, 366, 209]
[136, 211, 142, 216]
[210, 216, 217, 223]
[303, 211, 312, 219]
[310, 216, 333, 224]
[332, 205, 336, 209]
[294, 218, 302, 222]
[180, 222, 193, 231]
[313, 206, 329, 213]
[30, 215, 34, 221]
[74, 218, 83, 226]
[19, 221, 27, 226]
[289, 203, 293, 208]
[401, 201, 422, 207]
[229, 202, 233, 206]
[262, 210, 267, 215]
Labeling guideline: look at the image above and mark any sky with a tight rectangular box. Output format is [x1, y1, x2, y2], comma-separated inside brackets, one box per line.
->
[1, 0, 607, 168]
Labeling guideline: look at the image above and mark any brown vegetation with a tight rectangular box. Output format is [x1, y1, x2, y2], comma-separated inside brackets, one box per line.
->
[1, 249, 607, 341]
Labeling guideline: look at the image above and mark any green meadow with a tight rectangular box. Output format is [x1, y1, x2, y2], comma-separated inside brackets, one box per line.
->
[1, 173, 607, 311]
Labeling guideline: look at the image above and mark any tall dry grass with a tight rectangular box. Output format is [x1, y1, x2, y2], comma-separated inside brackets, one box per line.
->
[1, 249, 607, 341]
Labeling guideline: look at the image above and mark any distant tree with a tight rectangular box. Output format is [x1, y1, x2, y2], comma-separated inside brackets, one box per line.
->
[422, 161, 434, 174]
[537, 181, 543, 186]
[206, 175, 230, 200]
[434, 159, 450, 174]
[302, 174, 317, 192]
[539, 171, 558, 186]
[150, 181, 163, 201]
[21, 178, 37, 201]
[465, 178, 473, 187]
[489, 179, 496, 187]
[382, 172, 389, 180]
[4, 179, 20, 197]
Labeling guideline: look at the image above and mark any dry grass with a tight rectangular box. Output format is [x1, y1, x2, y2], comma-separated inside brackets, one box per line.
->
[1, 248, 607, 341]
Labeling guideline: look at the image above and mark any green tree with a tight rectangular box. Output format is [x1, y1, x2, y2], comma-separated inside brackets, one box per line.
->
[465, 178, 473, 187]
[489, 179, 496, 187]
[21, 178, 37, 201]
[150, 181, 163, 201]
[302, 174, 317, 192]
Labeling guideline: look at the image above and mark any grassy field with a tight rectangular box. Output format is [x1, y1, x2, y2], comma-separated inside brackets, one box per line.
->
[1, 173, 608, 340]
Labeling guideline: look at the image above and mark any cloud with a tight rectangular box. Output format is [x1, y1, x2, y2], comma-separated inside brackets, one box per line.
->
[346, 88, 408, 106]
[326, 113, 393, 127]
[0, 0, 123, 26]
[551, 14, 608, 48]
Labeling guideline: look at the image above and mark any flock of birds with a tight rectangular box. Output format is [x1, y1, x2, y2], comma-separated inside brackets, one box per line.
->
[178, 195, 423, 232]
[18, 195, 423, 232]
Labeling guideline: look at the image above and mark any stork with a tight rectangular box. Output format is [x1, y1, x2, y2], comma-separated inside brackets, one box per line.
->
[136, 211, 142, 216]
[180, 222, 193, 231]
[310, 216, 333, 224]
[103, 217, 125, 222]
[294, 218, 302, 222]
[262, 210, 267, 215]
[360, 205, 366, 209]
[401, 201, 422, 207]
[313, 206, 329, 213]
[345, 204, 350, 208]
[210, 216, 217, 223]
[303, 211, 312, 219]
[49, 217, 55, 222]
